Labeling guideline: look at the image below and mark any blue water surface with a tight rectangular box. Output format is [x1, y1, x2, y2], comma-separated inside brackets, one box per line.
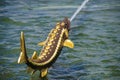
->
[0, 0, 120, 80]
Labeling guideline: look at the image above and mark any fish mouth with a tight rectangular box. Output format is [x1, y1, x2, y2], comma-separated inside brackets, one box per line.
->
[63, 17, 70, 31]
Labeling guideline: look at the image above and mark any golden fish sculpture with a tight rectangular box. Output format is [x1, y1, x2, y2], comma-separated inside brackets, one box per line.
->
[18, 17, 74, 78]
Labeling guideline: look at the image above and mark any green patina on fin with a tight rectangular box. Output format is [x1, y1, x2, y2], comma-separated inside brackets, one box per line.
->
[27, 51, 37, 75]
[63, 39, 74, 48]
[27, 67, 36, 75]
[41, 68, 48, 77]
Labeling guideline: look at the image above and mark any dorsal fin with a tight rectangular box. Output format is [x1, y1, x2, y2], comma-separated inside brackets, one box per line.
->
[31, 51, 38, 59]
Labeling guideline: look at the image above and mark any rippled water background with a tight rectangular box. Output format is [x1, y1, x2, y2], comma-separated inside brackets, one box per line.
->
[0, 0, 120, 80]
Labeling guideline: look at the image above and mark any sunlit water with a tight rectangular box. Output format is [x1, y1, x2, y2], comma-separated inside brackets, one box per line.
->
[0, 0, 120, 80]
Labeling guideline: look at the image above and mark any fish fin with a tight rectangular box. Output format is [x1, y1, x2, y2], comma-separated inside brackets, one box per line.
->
[63, 39, 74, 48]
[38, 29, 54, 46]
[27, 67, 36, 75]
[18, 52, 26, 64]
[38, 41, 46, 46]
[31, 51, 38, 59]
[18, 32, 27, 64]
[64, 29, 69, 37]
[41, 68, 48, 77]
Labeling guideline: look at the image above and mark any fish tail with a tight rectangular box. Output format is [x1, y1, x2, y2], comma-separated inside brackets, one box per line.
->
[18, 31, 28, 64]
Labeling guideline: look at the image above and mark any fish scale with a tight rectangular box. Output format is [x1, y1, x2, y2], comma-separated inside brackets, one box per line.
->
[37, 22, 65, 64]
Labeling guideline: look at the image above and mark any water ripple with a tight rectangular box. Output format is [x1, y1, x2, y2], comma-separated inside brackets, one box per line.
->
[0, 0, 120, 80]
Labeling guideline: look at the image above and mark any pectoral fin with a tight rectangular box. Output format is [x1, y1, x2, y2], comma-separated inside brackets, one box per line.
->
[63, 39, 74, 48]
[41, 68, 48, 77]
[38, 41, 46, 46]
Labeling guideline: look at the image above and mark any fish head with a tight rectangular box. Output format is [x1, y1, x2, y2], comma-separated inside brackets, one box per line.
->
[61, 17, 70, 31]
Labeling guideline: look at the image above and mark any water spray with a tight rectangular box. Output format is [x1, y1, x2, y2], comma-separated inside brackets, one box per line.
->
[70, 0, 89, 22]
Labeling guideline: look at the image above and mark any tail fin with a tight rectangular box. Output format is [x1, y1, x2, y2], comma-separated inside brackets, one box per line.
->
[18, 31, 28, 64]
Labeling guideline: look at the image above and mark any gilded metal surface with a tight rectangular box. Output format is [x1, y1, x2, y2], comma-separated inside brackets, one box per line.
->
[18, 18, 73, 78]
[30, 21, 68, 66]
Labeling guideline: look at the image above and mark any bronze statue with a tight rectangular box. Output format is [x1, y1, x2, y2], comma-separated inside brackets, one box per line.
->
[18, 18, 74, 78]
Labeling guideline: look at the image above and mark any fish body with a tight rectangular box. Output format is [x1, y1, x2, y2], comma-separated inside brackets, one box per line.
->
[18, 18, 74, 77]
